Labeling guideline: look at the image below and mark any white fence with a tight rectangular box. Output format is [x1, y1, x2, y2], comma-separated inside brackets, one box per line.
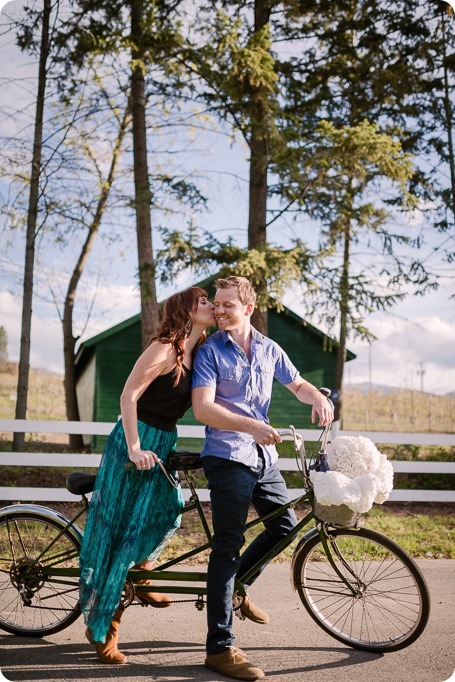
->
[1, 419, 454, 503]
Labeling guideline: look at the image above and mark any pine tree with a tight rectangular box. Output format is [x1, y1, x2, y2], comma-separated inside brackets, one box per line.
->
[56, 0, 188, 347]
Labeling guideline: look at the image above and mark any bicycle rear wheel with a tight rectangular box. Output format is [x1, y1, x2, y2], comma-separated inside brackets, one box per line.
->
[293, 527, 430, 652]
[0, 512, 81, 636]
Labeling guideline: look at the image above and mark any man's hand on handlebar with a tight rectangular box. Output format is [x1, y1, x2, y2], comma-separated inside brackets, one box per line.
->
[311, 393, 334, 427]
[250, 421, 283, 447]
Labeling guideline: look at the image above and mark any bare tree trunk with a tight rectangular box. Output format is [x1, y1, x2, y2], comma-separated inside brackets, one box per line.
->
[248, 132, 269, 335]
[63, 109, 129, 450]
[334, 219, 351, 424]
[248, 0, 273, 335]
[13, 0, 51, 451]
[130, 0, 160, 350]
[441, 16, 455, 221]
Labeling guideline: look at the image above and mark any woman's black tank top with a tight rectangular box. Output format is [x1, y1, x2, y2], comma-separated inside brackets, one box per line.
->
[136, 366, 192, 432]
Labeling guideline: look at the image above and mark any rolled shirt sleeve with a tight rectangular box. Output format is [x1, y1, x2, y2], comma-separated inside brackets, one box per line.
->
[192, 344, 218, 390]
[270, 341, 299, 386]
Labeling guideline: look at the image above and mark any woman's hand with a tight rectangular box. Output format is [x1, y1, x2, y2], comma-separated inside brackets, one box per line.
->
[128, 449, 159, 470]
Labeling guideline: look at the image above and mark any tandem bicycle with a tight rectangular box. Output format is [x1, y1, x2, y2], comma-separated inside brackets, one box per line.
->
[0, 422, 430, 653]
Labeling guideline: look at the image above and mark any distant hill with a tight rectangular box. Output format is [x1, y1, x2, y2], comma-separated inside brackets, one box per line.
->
[350, 382, 453, 398]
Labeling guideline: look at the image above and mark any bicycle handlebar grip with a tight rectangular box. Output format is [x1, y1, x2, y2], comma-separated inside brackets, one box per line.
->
[124, 459, 179, 488]
[123, 461, 164, 471]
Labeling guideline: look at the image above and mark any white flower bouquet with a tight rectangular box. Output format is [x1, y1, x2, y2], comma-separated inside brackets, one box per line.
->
[310, 435, 394, 525]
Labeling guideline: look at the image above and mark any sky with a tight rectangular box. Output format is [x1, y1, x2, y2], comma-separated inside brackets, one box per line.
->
[1, 1, 454, 397]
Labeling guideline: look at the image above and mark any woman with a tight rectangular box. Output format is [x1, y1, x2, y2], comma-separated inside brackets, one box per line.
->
[79, 286, 215, 664]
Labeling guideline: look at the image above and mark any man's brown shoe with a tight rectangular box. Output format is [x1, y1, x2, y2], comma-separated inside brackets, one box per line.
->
[235, 594, 270, 625]
[205, 647, 265, 681]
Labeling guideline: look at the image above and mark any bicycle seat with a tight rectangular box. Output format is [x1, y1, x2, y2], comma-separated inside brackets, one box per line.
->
[167, 450, 202, 471]
[66, 471, 97, 495]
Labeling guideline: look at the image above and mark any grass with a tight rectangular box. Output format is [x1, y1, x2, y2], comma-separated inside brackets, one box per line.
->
[363, 506, 455, 559]
[0, 363, 66, 422]
[159, 498, 455, 563]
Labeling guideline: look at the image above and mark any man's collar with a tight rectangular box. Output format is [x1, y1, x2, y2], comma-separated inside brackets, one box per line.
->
[220, 327, 264, 345]
[251, 327, 264, 343]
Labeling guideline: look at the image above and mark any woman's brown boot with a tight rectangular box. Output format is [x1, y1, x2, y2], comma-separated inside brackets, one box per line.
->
[85, 607, 127, 664]
[136, 579, 172, 608]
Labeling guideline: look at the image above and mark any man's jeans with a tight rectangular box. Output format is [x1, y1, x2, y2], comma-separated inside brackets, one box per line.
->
[203, 451, 298, 655]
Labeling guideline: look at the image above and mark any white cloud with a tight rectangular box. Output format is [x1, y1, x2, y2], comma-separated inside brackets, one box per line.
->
[75, 282, 140, 343]
[0, 290, 63, 373]
[0, 290, 21, 357]
[348, 315, 455, 395]
[0, 281, 141, 375]
[283, 279, 455, 396]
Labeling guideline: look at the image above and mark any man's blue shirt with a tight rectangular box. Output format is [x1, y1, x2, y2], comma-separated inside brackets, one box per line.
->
[192, 328, 299, 468]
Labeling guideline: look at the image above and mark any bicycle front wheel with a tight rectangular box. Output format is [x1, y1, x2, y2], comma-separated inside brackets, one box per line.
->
[293, 527, 430, 652]
[0, 512, 81, 636]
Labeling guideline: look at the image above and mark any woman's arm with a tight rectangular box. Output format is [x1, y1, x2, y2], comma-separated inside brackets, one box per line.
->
[120, 341, 173, 469]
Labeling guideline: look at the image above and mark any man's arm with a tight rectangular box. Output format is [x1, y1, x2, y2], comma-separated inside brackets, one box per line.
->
[192, 386, 282, 446]
[285, 377, 334, 426]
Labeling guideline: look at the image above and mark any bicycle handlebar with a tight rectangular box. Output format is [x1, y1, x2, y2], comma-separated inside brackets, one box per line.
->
[124, 459, 179, 488]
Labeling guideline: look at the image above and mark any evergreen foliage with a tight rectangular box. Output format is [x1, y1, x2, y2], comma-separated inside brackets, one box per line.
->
[0, 0, 453, 428]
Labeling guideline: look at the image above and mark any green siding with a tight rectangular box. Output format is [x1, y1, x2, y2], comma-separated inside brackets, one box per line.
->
[93, 323, 142, 449]
[267, 310, 337, 428]
[268, 309, 337, 386]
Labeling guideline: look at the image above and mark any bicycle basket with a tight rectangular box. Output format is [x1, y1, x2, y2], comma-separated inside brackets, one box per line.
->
[309, 451, 362, 528]
[313, 499, 362, 528]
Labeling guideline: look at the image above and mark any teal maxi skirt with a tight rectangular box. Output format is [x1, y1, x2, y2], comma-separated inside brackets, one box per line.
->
[79, 419, 184, 643]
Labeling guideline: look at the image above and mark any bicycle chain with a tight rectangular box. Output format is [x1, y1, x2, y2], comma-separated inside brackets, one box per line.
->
[134, 598, 204, 607]
[23, 597, 205, 612]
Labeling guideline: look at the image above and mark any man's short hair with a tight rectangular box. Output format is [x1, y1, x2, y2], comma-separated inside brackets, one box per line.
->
[215, 276, 257, 306]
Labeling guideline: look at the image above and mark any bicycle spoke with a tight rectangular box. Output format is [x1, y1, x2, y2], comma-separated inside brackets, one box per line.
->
[0, 514, 81, 636]
[295, 528, 430, 652]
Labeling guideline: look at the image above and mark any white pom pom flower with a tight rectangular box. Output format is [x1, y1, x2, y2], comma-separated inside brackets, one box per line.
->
[310, 435, 394, 513]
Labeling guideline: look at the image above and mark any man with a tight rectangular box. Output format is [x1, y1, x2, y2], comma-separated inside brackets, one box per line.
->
[192, 276, 333, 681]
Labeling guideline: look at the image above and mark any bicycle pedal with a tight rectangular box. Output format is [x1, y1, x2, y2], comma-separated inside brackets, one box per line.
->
[195, 595, 205, 611]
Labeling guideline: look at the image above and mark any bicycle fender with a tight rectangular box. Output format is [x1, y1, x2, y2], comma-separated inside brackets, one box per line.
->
[290, 527, 320, 591]
[0, 503, 84, 547]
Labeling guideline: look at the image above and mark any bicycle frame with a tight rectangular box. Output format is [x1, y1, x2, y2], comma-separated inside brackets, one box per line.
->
[0, 419, 431, 652]
[32, 425, 359, 604]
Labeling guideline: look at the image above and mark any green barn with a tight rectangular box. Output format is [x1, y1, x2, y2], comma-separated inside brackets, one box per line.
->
[75, 286, 355, 448]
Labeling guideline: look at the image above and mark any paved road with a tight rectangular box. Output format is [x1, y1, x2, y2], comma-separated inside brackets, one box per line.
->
[1, 561, 454, 682]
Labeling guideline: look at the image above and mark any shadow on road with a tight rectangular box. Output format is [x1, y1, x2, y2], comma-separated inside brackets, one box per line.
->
[1, 635, 382, 681]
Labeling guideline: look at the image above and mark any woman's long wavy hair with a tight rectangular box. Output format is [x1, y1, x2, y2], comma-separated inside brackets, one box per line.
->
[152, 286, 208, 386]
